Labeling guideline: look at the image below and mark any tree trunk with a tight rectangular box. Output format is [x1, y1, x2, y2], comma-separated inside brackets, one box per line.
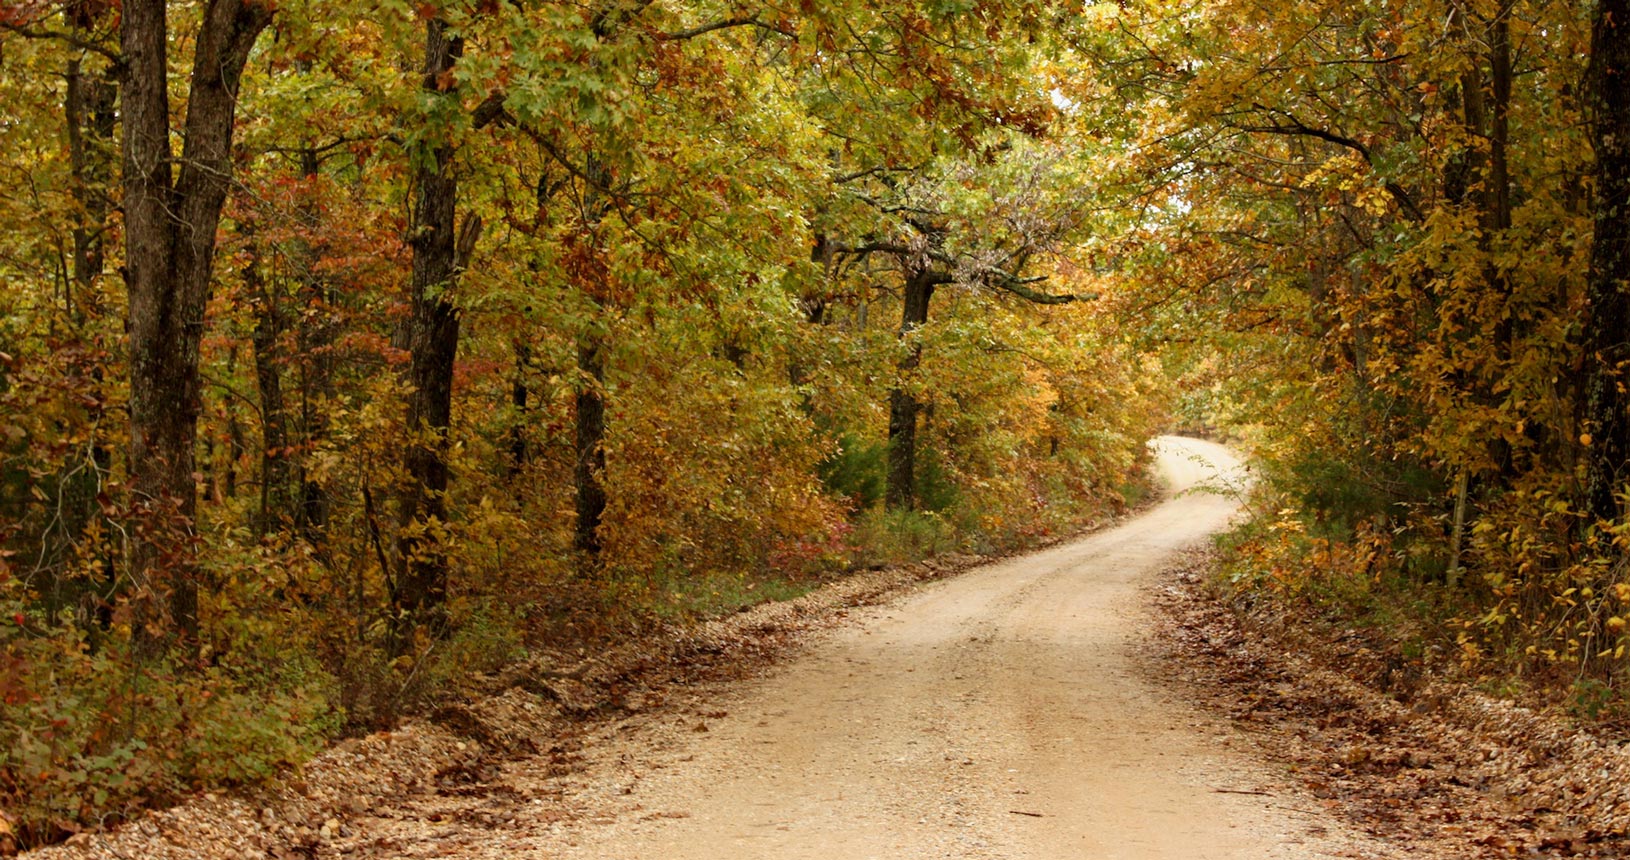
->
[1486, 4, 1513, 240]
[789, 232, 833, 391]
[121, 0, 271, 645]
[245, 241, 291, 534]
[294, 149, 334, 542]
[574, 338, 608, 558]
[886, 270, 937, 510]
[1445, 0, 1488, 207]
[570, 154, 613, 569]
[58, 30, 117, 620]
[66, 55, 114, 319]
[1585, 0, 1630, 525]
[225, 371, 245, 501]
[508, 341, 531, 480]
[393, 17, 476, 649]
[1438, 0, 1519, 492]
[1485, 1, 1518, 477]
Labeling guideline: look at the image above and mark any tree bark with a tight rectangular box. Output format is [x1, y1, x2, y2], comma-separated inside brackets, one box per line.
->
[789, 232, 833, 392]
[885, 270, 937, 510]
[574, 339, 608, 558]
[121, 0, 271, 644]
[60, 15, 116, 576]
[393, 16, 476, 649]
[569, 152, 614, 568]
[507, 341, 531, 480]
[1486, 4, 1513, 239]
[65, 54, 114, 319]
[1438, 0, 1519, 490]
[1444, 0, 1488, 207]
[245, 239, 291, 534]
[294, 149, 335, 541]
[1585, 0, 1630, 525]
[1485, 1, 1518, 478]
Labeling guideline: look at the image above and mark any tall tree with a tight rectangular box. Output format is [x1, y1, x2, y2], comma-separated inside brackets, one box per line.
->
[885, 265, 951, 510]
[840, 151, 1085, 510]
[121, 0, 272, 642]
[393, 13, 480, 647]
[64, 1, 115, 322]
[55, 1, 118, 613]
[1585, 0, 1630, 525]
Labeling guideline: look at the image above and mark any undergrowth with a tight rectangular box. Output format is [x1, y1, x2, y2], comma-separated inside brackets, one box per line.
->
[1214, 482, 1630, 729]
[0, 462, 1151, 851]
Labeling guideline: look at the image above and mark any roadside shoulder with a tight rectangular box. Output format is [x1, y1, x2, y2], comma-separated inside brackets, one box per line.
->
[1148, 548, 1630, 859]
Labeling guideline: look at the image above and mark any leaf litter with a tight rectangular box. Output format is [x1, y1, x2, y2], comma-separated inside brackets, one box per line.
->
[18, 552, 1001, 860]
[1150, 548, 1630, 858]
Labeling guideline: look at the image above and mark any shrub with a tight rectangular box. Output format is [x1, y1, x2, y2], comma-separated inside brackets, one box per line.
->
[0, 546, 340, 850]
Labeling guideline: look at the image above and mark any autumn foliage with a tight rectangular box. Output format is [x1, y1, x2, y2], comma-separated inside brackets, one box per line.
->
[1073, 0, 1630, 715]
[9, 0, 1630, 847]
[0, 0, 1159, 845]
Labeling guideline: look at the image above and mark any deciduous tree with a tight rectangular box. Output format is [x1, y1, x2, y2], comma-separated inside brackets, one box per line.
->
[121, 0, 272, 642]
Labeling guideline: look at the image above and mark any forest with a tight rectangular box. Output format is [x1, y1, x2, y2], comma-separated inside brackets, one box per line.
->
[0, 0, 1626, 849]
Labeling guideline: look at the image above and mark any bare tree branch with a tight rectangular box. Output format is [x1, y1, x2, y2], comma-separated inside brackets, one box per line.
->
[660, 15, 795, 41]
[1237, 111, 1424, 222]
[472, 91, 513, 129]
[994, 277, 1085, 304]
[591, 0, 658, 38]
[1, 21, 121, 64]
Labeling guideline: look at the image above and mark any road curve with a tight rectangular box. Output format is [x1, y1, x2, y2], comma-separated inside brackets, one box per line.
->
[507, 436, 1386, 859]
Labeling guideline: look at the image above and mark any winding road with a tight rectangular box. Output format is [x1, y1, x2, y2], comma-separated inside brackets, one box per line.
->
[439, 437, 1388, 859]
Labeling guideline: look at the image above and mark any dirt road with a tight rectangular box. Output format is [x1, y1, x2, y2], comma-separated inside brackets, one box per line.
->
[33, 436, 1399, 860]
[36, 438, 1611, 860]
[419, 436, 1389, 859]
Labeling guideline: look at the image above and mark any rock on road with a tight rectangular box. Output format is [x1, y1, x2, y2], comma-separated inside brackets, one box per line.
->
[473, 436, 1388, 860]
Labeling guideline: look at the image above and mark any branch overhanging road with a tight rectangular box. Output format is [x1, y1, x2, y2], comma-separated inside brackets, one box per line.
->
[380, 437, 1397, 859]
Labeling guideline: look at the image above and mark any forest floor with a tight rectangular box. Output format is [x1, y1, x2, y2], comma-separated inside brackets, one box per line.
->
[25, 437, 1630, 859]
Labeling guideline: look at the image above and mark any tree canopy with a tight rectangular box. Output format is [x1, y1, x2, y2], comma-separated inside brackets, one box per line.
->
[2, 0, 1628, 847]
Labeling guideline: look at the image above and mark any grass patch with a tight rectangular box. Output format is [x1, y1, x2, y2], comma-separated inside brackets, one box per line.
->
[644, 569, 820, 622]
[848, 508, 962, 569]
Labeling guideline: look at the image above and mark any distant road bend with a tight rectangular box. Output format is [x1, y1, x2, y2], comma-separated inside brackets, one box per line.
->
[364, 437, 1394, 859]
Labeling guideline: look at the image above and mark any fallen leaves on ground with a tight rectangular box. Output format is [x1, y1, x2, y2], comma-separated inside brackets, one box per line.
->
[1149, 549, 1630, 859]
[19, 552, 1004, 860]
